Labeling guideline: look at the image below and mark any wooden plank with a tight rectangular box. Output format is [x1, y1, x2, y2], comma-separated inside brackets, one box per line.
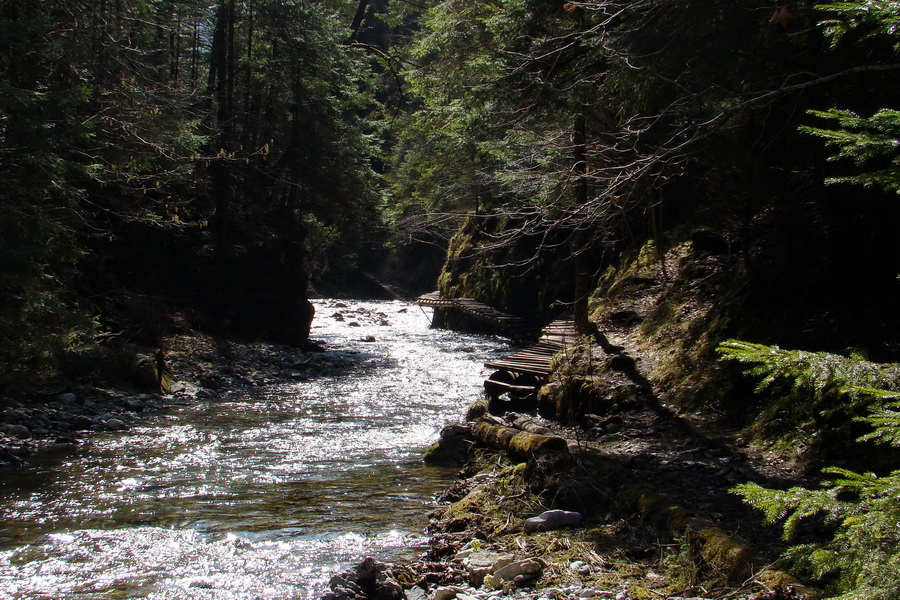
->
[484, 363, 553, 376]
[483, 380, 539, 392]
[483, 316, 577, 379]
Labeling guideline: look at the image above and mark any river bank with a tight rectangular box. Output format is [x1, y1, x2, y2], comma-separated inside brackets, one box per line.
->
[322, 274, 823, 600]
[327, 399, 817, 600]
[0, 331, 350, 471]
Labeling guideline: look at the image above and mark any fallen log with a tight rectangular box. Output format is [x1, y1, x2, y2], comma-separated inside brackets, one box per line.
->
[471, 421, 569, 459]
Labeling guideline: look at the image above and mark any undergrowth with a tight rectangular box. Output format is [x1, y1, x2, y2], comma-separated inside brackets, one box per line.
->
[720, 340, 900, 600]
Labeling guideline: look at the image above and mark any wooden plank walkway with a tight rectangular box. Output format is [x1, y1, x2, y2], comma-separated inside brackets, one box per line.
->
[485, 317, 578, 377]
[417, 291, 580, 401]
[482, 316, 577, 402]
[417, 291, 532, 338]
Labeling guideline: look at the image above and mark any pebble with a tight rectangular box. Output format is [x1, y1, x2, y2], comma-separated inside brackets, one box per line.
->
[570, 560, 590, 575]
[523, 509, 582, 532]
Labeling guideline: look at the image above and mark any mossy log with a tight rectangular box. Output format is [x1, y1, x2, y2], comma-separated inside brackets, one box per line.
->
[471, 421, 569, 459]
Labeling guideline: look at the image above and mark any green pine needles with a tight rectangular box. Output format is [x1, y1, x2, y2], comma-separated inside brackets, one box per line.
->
[718, 340, 900, 408]
[801, 108, 900, 195]
[803, 0, 900, 196]
[719, 340, 900, 599]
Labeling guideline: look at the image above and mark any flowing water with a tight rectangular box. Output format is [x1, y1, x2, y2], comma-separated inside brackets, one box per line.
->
[0, 300, 510, 599]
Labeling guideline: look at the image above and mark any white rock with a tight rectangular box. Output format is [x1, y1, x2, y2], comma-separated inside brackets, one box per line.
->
[406, 586, 428, 600]
[463, 552, 515, 587]
[523, 509, 582, 532]
[492, 558, 543, 586]
[432, 586, 466, 600]
[570, 560, 591, 575]
[453, 548, 474, 561]
[453, 541, 476, 561]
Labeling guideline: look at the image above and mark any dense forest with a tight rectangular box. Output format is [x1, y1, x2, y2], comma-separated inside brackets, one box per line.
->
[2, 0, 897, 376]
[2, 0, 899, 597]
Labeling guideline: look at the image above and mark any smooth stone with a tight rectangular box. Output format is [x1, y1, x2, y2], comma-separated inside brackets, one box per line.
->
[512, 573, 540, 588]
[433, 586, 466, 600]
[492, 558, 543, 585]
[571, 560, 591, 575]
[1, 424, 31, 439]
[104, 418, 129, 431]
[523, 509, 582, 532]
[73, 415, 97, 430]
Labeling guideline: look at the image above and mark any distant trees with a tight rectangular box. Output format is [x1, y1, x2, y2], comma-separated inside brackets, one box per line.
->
[0, 0, 386, 376]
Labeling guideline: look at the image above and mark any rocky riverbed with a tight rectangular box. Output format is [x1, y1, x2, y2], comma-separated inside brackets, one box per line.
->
[0, 325, 359, 471]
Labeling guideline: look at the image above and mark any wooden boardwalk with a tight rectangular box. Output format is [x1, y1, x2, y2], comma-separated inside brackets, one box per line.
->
[485, 317, 578, 377]
[417, 291, 532, 339]
[417, 291, 580, 401]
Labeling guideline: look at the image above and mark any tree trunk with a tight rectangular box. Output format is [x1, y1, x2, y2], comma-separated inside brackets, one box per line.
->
[571, 116, 618, 352]
[572, 115, 591, 336]
[348, 0, 370, 42]
[471, 421, 569, 459]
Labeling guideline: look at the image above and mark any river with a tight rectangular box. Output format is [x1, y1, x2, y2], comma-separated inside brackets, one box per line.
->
[0, 299, 510, 599]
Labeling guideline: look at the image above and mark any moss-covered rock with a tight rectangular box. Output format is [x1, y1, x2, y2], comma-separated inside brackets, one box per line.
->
[434, 215, 576, 325]
[423, 425, 473, 467]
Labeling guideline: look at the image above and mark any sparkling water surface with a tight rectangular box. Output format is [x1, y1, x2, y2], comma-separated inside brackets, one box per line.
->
[0, 300, 510, 599]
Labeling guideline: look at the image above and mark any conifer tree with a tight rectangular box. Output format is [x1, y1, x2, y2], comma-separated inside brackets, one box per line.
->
[720, 340, 900, 600]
